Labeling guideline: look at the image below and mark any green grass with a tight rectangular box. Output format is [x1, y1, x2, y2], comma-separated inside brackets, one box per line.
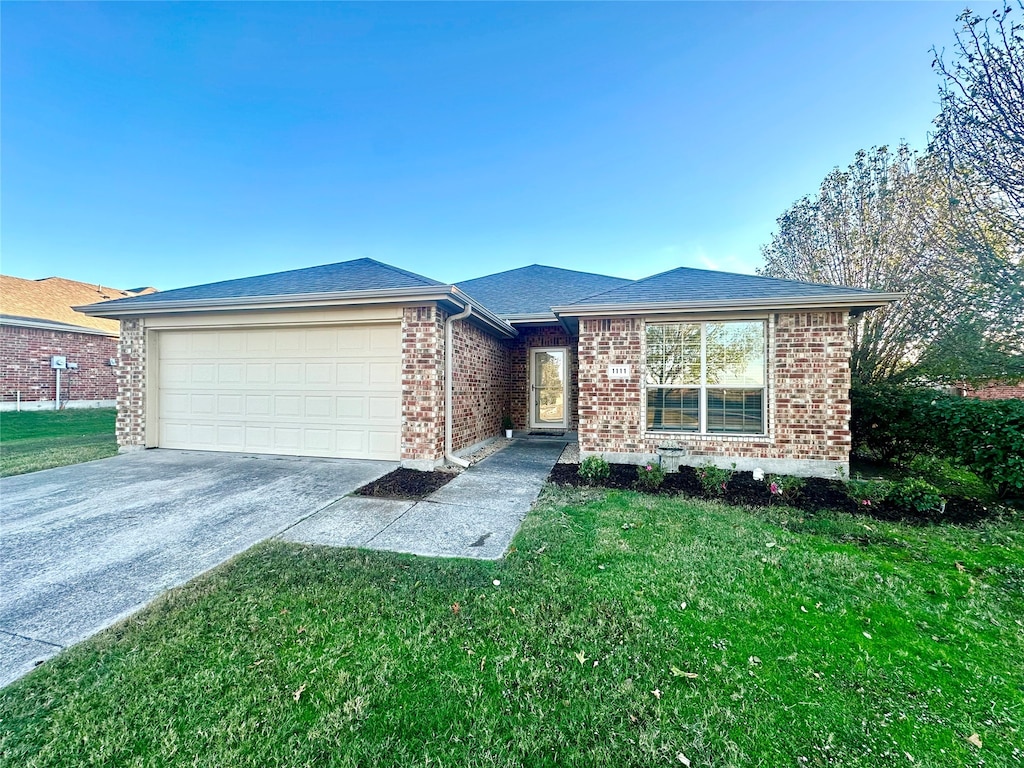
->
[1, 488, 1021, 767]
[0, 408, 117, 476]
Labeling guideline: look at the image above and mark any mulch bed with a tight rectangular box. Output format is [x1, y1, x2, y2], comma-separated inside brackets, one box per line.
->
[549, 463, 1001, 526]
[354, 468, 456, 501]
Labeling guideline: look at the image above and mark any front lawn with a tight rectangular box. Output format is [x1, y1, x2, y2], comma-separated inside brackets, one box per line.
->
[1, 488, 1021, 766]
[0, 407, 117, 476]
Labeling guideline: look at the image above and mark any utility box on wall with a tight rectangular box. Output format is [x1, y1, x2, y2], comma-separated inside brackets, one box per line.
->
[50, 356, 67, 370]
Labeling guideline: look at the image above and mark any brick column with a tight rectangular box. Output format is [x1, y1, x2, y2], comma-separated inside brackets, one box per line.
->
[116, 318, 147, 451]
[401, 306, 445, 467]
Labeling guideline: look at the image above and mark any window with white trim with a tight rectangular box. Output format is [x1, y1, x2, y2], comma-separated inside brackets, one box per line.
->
[645, 320, 767, 434]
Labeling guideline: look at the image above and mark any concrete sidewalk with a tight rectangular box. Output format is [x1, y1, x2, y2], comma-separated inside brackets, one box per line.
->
[280, 438, 567, 559]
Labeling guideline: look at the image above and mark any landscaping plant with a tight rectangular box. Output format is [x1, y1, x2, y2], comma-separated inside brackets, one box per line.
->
[634, 462, 665, 491]
[578, 455, 610, 486]
[697, 463, 733, 496]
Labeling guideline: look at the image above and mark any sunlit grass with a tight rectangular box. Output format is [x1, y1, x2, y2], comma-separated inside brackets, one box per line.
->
[0, 408, 116, 476]
[1, 486, 1020, 766]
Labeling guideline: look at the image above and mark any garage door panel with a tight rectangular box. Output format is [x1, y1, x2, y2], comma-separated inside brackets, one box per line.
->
[158, 324, 401, 460]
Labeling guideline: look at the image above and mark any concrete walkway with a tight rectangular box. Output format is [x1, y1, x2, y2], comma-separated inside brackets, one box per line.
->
[281, 438, 567, 559]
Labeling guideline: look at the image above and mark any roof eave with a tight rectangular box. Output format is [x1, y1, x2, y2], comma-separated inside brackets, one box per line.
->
[552, 293, 905, 317]
[76, 285, 517, 339]
[0, 315, 119, 337]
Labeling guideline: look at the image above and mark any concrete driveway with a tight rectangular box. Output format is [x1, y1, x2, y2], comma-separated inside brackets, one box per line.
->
[0, 450, 395, 687]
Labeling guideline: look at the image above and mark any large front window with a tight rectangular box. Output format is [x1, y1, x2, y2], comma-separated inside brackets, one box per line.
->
[645, 321, 766, 434]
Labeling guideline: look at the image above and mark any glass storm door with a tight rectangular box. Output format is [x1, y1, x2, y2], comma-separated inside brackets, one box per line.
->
[530, 348, 568, 429]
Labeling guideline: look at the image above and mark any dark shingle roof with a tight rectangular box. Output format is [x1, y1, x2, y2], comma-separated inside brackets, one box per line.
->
[456, 265, 631, 316]
[565, 265, 882, 307]
[91, 258, 444, 309]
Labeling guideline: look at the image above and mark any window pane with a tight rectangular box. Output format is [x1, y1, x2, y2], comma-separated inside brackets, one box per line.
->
[706, 389, 764, 433]
[647, 388, 699, 431]
[645, 323, 700, 386]
[706, 321, 765, 387]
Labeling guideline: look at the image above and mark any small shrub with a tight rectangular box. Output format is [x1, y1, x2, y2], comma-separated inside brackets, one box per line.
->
[501, 414, 513, 431]
[765, 474, 805, 504]
[698, 463, 734, 496]
[885, 477, 945, 515]
[578, 456, 610, 486]
[635, 462, 665, 492]
[846, 478, 891, 511]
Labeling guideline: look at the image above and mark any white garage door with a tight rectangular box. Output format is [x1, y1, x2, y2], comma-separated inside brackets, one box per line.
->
[157, 324, 402, 460]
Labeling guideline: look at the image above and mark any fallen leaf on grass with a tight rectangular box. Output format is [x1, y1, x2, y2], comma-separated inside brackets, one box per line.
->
[676, 753, 691, 766]
[451, 603, 461, 614]
[863, 632, 872, 639]
[748, 656, 761, 665]
[292, 684, 306, 703]
[652, 689, 662, 700]
[509, 606, 516, 615]
[492, 579, 501, 586]
[800, 606, 808, 613]
[574, 650, 588, 665]
[955, 562, 966, 573]
[966, 733, 982, 748]
[670, 666, 699, 679]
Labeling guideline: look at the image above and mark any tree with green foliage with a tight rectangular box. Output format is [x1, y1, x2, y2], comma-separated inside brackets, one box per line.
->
[760, 144, 1022, 384]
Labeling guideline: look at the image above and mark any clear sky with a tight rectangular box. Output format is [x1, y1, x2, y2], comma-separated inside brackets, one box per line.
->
[1, 2, 995, 291]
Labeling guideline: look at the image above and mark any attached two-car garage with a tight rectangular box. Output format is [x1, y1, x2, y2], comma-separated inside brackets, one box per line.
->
[151, 320, 402, 461]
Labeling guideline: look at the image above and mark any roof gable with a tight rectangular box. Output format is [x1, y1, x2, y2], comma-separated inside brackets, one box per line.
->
[456, 265, 631, 317]
[92, 258, 444, 310]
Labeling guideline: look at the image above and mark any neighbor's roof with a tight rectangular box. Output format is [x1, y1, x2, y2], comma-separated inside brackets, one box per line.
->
[0, 275, 155, 335]
[556, 266, 900, 314]
[88, 257, 444, 311]
[456, 265, 631, 318]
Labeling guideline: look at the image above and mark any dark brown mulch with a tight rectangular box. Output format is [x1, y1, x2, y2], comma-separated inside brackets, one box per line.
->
[354, 468, 455, 500]
[548, 463, 1002, 525]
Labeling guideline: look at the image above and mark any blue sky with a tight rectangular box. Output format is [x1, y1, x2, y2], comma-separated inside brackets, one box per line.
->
[1, 2, 993, 291]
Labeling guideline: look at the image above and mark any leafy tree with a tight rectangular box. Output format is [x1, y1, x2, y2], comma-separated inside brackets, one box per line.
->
[931, 2, 1024, 218]
[760, 144, 1020, 383]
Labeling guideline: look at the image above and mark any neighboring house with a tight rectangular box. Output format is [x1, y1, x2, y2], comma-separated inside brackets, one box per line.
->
[960, 381, 1024, 400]
[80, 258, 899, 477]
[0, 275, 156, 411]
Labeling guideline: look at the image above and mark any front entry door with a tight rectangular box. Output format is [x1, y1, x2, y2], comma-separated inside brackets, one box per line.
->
[530, 348, 568, 429]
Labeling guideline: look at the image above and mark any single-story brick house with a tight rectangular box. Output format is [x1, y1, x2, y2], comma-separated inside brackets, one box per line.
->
[81, 258, 899, 477]
[0, 275, 155, 411]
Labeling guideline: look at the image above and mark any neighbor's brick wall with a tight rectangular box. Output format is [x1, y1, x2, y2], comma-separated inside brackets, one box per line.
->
[1, 325, 119, 404]
[451, 319, 511, 452]
[116, 318, 147, 448]
[509, 326, 579, 431]
[963, 382, 1024, 400]
[401, 305, 446, 462]
[577, 312, 852, 471]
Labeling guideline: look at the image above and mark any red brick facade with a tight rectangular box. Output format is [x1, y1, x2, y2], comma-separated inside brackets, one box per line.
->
[963, 382, 1024, 400]
[509, 326, 578, 432]
[1, 324, 119, 408]
[451, 319, 511, 451]
[109, 303, 855, 476]
[401, 306, 446, 463]
[577, 311, 852, 477]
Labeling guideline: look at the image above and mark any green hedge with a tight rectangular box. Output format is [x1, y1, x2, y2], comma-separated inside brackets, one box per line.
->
[852, 384, 1024, 498]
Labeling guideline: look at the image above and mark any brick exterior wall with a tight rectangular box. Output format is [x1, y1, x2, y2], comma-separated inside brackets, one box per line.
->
[963, 382, 1024, 400]
[451, 319, 510, 452]
[116, 318, 147, 449]
[577, 312, 852, 477]
[401, 305, 446, 463]
[509, 326, 579, 431]
[1, 324, 119, 406]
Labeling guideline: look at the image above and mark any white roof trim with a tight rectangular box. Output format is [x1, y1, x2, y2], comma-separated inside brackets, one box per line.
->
[552, 292, 905, 317]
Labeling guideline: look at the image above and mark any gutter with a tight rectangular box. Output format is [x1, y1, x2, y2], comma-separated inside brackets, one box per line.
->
[76, 285, 517, 339]
[444, 302, 473, 468]
[551, 292, 906, 317]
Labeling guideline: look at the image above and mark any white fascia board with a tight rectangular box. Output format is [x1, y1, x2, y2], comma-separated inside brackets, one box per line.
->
[552, 292, 905, 317]
[76, 285, 517, 338]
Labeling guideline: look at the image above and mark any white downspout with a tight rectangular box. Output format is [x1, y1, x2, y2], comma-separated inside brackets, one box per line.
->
[444, 302, 473, 468]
